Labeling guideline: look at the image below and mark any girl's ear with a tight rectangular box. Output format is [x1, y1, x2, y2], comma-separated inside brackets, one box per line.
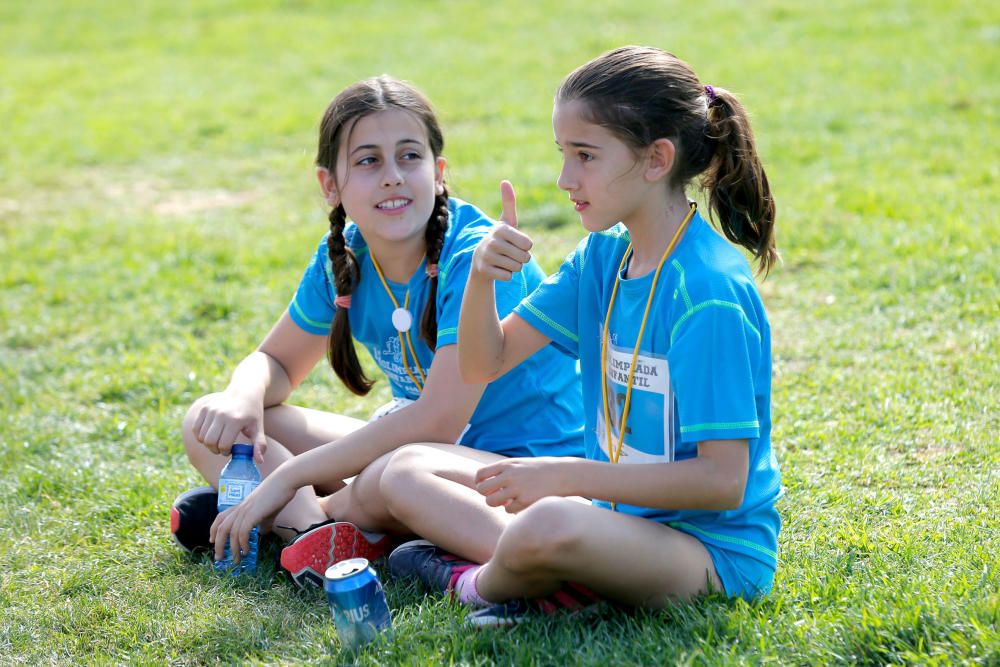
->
[317, 167, 340, 207]
[434, 156, 447, 194]
[645, 138, 676, 182]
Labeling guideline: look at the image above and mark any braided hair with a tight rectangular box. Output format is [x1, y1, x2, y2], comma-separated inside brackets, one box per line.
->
[419, 186, 450, 350]
[317, 76, 450, 395]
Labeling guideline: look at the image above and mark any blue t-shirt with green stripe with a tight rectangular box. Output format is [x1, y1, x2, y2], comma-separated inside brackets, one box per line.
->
[289, 197, 584, 460]
[513, 211, 781, 567]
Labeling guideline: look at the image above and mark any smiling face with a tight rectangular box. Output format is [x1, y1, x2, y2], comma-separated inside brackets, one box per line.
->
[553, 99, 656, 233]
[322, 108, 445, 253]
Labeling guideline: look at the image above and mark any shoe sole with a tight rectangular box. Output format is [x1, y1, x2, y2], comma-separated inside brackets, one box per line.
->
[466, 612, 524, 628]
[280, 522, 391, 589]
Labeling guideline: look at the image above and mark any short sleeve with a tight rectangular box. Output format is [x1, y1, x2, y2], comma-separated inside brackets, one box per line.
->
[288, 238, 336, 336]
[513, 243, 584, 358]
[435, 245, 475, 348]
[668, 302, 762, 443]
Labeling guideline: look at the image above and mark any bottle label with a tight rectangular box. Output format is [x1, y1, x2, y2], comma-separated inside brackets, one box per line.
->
[219, 480, 259, 504]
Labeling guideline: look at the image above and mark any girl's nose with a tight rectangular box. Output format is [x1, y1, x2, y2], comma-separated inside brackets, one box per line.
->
[556, 165, 574, 192]
[381, 161, 404, 187]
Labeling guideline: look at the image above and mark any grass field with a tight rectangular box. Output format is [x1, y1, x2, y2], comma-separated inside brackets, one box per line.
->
[2, 0, 998, 664]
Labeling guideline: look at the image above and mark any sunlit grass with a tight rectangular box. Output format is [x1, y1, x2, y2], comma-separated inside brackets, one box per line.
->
[1, 0, 997, 664]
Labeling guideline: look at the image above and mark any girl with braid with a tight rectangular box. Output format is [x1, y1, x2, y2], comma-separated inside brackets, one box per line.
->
[172, 76, 584, 588]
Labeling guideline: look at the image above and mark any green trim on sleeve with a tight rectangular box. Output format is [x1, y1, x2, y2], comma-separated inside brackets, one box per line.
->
[670, 299, 761, 344]
[671, 259, 693, 311]
[669, 521, 777, 561]
[680, 420, 759, 434]
[438, 255, 457, 285]
[437, 326, 458, 339]
[290, 297, 332, 330]
[520, 302, 579, 343]
[324, 257, 334, 287]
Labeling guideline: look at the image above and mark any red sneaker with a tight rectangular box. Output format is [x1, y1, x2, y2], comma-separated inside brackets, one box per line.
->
[279, 520, 392, 589]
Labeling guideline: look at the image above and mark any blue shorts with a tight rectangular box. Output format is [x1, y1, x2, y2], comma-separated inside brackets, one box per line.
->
[702, 543, 775, 600]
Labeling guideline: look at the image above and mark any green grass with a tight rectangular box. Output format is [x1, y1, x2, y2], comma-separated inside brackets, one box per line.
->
[2, 0, 998, 664]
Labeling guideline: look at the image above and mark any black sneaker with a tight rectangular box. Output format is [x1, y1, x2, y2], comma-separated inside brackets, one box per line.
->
[465, 583, 605, 628]
[466, 599, 530, 627]
[387, 539, 479, 594]
[170, 486, 218, 554]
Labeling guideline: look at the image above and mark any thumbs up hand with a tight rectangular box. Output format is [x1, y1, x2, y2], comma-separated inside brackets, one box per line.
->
[499, 179, 518, 228]
[472, 180, 534, 282]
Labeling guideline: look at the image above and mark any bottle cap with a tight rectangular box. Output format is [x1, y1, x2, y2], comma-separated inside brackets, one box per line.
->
[231, 443, 254, 458]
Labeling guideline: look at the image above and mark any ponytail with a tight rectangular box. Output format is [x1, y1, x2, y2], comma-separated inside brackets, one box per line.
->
[418, 187, 450, 350]
[557, 46, 779, 277]
[700, 87, 779, 276]
[326, 205, 375, 396]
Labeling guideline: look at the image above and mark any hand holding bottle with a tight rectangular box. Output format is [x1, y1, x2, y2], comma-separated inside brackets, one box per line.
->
[191, 390, 268, 463]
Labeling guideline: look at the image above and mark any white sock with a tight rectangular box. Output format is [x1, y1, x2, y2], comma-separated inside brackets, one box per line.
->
[455, 566, 488, 607]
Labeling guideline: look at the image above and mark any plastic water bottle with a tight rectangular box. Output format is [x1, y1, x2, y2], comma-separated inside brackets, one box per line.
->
[214, 443, 261, 575]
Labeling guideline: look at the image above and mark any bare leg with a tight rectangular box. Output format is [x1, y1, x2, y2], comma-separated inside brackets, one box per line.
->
[374, 444, 516, 563]
[182, 394, 365, 540]
[259, 403, 366, 494]
[474, 497, 723, 607]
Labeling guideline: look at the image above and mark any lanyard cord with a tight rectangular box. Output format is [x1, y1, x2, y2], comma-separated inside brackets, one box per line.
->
[369, 253, 428, 392]
[600, 203, 696, 486]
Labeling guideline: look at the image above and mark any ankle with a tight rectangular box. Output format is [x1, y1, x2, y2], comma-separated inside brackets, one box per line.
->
[455, 565, 488, 606]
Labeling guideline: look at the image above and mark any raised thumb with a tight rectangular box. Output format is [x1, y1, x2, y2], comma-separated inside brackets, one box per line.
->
[499, 180, 518, 228]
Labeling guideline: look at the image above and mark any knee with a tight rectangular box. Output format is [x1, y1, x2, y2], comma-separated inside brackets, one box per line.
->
[496, 497, 585, 573]
[378, 444, 442, 516]
[181, 393, 219, 460]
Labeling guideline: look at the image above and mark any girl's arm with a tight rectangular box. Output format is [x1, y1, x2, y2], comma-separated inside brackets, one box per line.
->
[292, 344, 487, 482]
[191, 310, 327, 462]
[247, 343, 490, 493]
[459, 181, 551, 383]
[211, 342, 495, 557]
[475, 439, 750, 514]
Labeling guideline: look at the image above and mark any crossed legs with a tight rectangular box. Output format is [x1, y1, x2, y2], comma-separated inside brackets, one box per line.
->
[377, 446, 724, 607]
[475, 497, 723, 607]
[183, 398, 507, 550]
[182, 397, 364, 541]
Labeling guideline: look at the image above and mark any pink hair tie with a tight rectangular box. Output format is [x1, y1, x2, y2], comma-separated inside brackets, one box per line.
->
[425, 263, 439, 279]
[704, 85, 716, 103]
[334, 294, 352, 309]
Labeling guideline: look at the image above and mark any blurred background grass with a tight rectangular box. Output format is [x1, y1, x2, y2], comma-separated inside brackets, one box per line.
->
[1, 1, 998, 664]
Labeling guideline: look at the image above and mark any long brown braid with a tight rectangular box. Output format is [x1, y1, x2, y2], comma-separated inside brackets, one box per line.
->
[419, 186, 450, 350]
[326, 203, 373, 395]
[317, 75, 449, 394]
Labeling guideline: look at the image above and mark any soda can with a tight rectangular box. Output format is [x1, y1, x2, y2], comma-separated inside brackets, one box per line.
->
[324, 558, 392, 651]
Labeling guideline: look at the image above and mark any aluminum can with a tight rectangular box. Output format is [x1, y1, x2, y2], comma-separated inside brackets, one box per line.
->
[324, 558, 392, 651]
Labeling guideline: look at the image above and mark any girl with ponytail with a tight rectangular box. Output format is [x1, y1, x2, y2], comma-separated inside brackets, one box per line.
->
[383, 47, 783, 625]
[179, 76, 584, 588]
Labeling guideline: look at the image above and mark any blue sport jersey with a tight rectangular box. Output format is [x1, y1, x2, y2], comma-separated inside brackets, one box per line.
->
[513, 211, 782, 570]
[289, 197, 585, 459]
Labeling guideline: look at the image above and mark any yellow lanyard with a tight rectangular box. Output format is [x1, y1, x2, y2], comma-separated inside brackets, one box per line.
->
[369, 253, 428, 393]
[600, 203, 696, 485]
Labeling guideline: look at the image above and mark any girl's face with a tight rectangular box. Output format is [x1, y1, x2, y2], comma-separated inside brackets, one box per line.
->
[322, 109, 445, 251]
[553, 100, 655, 233]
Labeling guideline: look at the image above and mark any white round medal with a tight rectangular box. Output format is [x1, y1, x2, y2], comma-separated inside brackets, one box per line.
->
[391, 307, 413, 332]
